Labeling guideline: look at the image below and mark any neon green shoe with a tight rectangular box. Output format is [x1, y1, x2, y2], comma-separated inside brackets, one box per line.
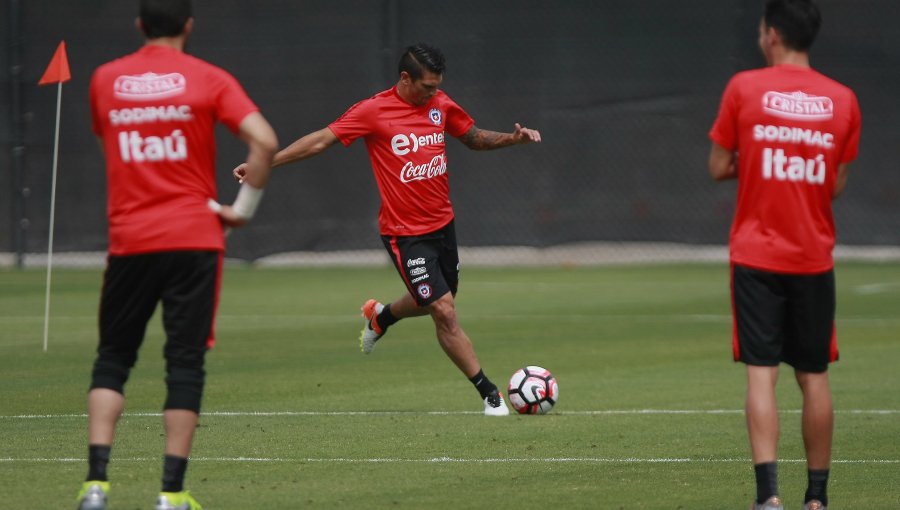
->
[76, 481, 110, 510]
[155, 490, 203, 510]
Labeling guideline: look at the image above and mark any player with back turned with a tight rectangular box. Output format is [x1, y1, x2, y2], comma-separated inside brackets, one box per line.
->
[708, 1, 861, 509]
[234, 43, 542, 416]
[76, 1, 277, 509]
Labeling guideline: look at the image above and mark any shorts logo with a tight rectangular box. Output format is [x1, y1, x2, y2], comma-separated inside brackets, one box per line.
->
[417, 283, 433, 300]
[411, 273, 429, 283]
[114, 72, 187, 101]
[429, 108, 442, 125]
[407, 257, 425, 267]
[410, 267, 427, 276]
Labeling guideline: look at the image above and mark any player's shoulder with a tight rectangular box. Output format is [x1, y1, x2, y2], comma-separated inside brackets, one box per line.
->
[808, 68, 857, 99]
[343, 87, 396, 113]
[729, 66, 773, 86]
[433, 89, 458, 105]
[92, 50, 137, 81]
[174, 52, 240, 82]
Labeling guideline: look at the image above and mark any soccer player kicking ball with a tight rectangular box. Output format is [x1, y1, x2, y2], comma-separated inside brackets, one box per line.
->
[708, 1, 860, 509]
[234, 43, 541, 416]
[77, 1, 277, 509]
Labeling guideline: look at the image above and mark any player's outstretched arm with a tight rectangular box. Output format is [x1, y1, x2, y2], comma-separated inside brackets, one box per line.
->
[457, 123, 542, 150]
[232, 127, 339, 182]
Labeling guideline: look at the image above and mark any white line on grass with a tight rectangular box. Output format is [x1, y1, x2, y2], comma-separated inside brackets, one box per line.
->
[1, 457, 897, 464]
[5, 313, 899, 324]
[3, 409, 900, 419]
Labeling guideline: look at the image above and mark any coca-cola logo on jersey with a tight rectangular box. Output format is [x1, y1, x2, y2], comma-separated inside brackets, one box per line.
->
[762, 91, 833, 121]
[400, 154, 447, 183]
[114, 72, 187, 101]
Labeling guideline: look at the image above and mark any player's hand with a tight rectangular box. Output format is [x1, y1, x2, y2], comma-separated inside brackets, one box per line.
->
[216, 205, 249, 228]
[232, 163, 248, 183]
[513, 123, 542, 144]
[208, 199, 248, 229]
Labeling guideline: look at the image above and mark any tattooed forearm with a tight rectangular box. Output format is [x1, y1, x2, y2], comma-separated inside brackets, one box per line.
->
[459, 126, 519, 150]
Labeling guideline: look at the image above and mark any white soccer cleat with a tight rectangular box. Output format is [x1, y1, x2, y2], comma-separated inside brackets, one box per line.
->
[359, 299, 385, 354]
[484, 390, 510, 416]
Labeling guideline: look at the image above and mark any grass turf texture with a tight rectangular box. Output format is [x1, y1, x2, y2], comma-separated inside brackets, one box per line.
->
[1, 263, 898, 508]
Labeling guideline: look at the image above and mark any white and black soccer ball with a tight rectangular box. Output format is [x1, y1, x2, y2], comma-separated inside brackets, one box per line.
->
[507, 366, 558, 414]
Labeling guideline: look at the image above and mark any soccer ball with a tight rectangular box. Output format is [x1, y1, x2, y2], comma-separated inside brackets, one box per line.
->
[507, 366, 558, 414]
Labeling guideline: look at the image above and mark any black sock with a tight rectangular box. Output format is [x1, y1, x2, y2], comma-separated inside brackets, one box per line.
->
[805, 468, 829, 506]
[754, 462, 779, 504]
[375, 303, 399, 332]
[87, 444, 111, 481]
[161, 455, 188, 493]
[468, 369, 498, 399]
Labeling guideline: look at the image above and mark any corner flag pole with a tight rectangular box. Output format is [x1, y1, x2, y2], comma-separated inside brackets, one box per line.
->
[38, 41, 71, 352]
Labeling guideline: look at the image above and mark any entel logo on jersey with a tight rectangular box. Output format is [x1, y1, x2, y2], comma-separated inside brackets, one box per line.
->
[114, 72, 186, 101]
[762, 91, 833, 121]
[391, 131, 445, 156]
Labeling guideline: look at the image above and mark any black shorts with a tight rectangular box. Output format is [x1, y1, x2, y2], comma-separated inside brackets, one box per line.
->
[98, 250, 223, 367]
[381, 220, 459, 306]
[731, 263, 838, 372]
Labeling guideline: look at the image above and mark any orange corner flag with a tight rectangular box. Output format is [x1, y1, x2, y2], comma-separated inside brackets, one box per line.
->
[39, 41, 71, 86]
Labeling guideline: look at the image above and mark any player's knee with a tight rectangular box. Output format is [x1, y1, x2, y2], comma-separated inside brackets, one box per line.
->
[90, 354, 137, 394]
[164, 364, 206, 413]
[429, 297, 462, 334]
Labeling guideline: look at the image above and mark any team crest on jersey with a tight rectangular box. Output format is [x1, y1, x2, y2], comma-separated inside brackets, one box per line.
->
[417, 283, 433, 300]
[428, 108, 442, 125]
[114, 72, 187, 101]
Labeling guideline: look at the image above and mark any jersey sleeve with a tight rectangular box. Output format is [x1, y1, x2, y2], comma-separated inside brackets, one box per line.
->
[708, 75, 741, 151]
[840, 91, 862, 164]
[213, 70, 259, 134]
[329, 99, 374, 146]
[443, 96, 475, 137]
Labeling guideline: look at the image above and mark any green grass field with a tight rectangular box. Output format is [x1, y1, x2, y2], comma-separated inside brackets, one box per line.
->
[1, 263, 898, 509]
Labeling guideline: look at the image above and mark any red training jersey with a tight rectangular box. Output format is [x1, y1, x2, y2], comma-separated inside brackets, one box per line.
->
[709, 64, 861, 273]
[90, 45, 258, 255]
[328, 86, 475, 236]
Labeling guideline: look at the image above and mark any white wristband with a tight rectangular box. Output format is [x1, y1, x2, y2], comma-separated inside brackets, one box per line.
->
[231, 183, 264, 220]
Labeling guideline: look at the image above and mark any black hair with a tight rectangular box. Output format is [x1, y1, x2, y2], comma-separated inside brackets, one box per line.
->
[398, 44, 446, 81]
[764, 0, 821, 51]
[139, 0, 192, 39]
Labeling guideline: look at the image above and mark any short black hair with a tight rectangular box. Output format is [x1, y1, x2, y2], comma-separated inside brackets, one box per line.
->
[764, 0, 821, 51]
[398, 44, 446, 81]
[139, 0, 192, 39]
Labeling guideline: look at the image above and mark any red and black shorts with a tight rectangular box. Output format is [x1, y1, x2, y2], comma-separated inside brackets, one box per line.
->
[381, 220, 459, 306]
[730, 263, 838, 373]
